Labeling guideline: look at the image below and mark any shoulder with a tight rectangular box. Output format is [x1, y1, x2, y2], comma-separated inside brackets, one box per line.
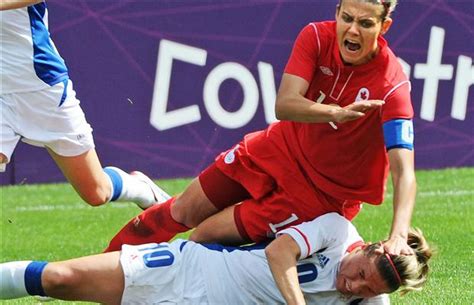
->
[298, 20, 336, 43]
[378, 38, 409, 86]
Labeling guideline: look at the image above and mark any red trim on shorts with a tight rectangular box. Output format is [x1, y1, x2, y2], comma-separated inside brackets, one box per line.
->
[290, 226, 311, 256]
[346, 240, 365, 253]
[199, 163, 251, 210]
[234, 204, 251, 241]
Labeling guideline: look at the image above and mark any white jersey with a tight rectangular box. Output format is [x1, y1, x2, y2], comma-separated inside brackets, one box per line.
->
[0, 1, 68, 94]
[120, 213, 389, 304]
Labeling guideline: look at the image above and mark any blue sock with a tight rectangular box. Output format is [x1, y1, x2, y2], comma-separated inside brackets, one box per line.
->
[24, 261, 48, 297]
[103, 167, 123, 202]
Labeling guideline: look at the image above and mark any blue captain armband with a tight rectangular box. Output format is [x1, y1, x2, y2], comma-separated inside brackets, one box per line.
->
[383, 119, 414, 150]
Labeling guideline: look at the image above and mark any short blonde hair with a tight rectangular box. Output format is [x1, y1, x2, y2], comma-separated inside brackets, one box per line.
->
[393, 228, 432, 295]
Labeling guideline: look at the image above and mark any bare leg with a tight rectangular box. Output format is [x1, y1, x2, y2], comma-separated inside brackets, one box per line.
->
[0, 154, 7, 172]
[43, 252, 124, 305]
[190, 206, 249, 245]
[105, 179, 222, 251]
[48, 148, 111, 206]
[171, 178, 220, 228]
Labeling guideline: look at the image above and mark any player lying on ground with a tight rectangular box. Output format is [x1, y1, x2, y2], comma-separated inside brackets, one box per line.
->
[1, 213, 431, 305]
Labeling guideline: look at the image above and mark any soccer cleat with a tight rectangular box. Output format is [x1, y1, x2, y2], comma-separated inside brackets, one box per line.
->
[130, 171, 171, 209]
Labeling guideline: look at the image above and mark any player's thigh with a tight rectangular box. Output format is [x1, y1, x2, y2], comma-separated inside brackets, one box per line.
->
[172, 163, 252, 227]
[190, 205, 247, 245]
[43, 252, 124, 304]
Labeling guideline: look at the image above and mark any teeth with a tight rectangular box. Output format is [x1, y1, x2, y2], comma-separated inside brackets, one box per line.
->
[346, 39, 358, 44]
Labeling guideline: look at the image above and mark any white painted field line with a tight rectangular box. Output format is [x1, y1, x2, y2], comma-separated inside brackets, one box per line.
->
[14, 204, 131, 212]
[13, 190, 473, 212]
[386, 189, 474, 198]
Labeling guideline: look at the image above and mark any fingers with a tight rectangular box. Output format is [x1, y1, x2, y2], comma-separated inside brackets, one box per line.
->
[383, 239, 415, 256]
[332, 100, 384, 123]
[346, 110, 365, 119]
[346, 100, 385, 113]
[335, 110, 365, 123]
[399, 246, 415, 256]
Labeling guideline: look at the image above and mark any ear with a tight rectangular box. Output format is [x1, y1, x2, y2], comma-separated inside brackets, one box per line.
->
[380, 17, 393, 35]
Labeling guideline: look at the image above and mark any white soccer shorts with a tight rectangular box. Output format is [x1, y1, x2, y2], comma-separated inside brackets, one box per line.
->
[120, 240, 208, 305]
[0, 80, 94, 170]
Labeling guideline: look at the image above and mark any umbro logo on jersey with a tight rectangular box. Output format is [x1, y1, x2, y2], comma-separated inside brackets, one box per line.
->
[355, 87, 370, 103]
[224, 145, 239, 164]
[316, 253, 330, 268]
[319, 66, 334, 76]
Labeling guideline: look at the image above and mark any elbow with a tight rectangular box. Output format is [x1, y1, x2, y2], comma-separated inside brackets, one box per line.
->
[274, 99, 285, 120]
[275, 111, 285, 121]
[265, 243, 276, 260]
[275, 94, 293, 121]
[265, 242, 282, 263]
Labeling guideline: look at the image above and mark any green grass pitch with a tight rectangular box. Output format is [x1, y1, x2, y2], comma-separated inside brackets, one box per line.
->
[1, 167, 473, 304]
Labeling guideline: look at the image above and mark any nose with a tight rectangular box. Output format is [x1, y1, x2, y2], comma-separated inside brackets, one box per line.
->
[347, 21, 359, 35]
[350, 280, 364, 295]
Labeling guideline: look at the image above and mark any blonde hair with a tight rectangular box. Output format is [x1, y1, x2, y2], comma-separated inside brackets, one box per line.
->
[365, 228, 433, 295]
[392, 228, 432, 295]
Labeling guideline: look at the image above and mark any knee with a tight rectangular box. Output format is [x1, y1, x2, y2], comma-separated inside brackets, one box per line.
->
[170, 179, 218, 228]
[171, 195, 197, 227]
[171, 195, 212, 228]
[0, 153, 8, 164]
[42, 264, 80, 295]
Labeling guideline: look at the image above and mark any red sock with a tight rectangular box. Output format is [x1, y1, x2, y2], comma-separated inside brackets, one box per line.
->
[105, 197, 189, 252]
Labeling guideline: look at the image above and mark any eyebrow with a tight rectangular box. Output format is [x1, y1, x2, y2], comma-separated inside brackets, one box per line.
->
[342, 11, 377, 21]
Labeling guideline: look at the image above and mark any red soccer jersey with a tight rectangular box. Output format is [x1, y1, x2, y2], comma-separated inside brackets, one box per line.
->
[249, 21, 413, 204]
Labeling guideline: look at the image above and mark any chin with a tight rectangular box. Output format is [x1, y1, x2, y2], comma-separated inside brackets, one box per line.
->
[341, 53, 364, 65]
[341, 52, 358, 64]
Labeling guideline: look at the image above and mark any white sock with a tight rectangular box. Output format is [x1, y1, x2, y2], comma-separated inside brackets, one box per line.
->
[103, 166, 170, 206]
[0, 261, 31, 299]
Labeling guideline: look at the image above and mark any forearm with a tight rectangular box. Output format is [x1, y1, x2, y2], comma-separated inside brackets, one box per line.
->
[267, 253, 306, 305]
[266, 236, 306, 305]
[390, 162, 416, 239]
[0, 0, 42, 10]
[275, 93, 339, 123]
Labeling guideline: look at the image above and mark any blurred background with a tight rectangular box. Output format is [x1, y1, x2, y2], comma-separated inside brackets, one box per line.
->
[2, 0, 472, 185]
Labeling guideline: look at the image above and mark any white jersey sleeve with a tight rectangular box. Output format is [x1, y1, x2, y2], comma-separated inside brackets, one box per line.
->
[359, 294, 391, 305]
[276, 213, 362, 259]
